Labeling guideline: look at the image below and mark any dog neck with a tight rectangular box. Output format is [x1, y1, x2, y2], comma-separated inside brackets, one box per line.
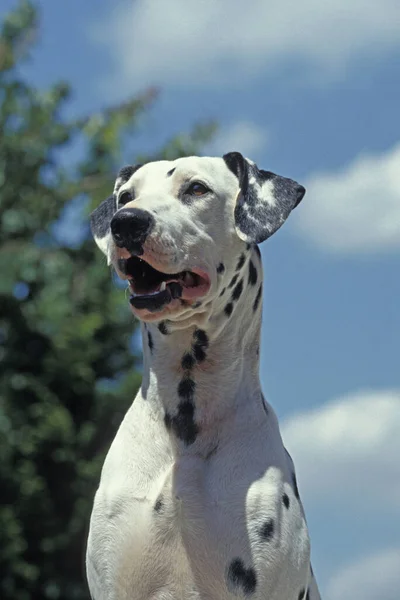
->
[139, 247, 264, 456]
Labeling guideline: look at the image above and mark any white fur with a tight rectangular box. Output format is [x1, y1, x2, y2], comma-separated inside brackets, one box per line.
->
[87, 157, 321, 600]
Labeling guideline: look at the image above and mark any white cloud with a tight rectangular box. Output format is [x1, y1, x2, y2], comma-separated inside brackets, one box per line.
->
[92, 0, 400, 92]
[326, 548, 400, 600]
[204, 121, 268, 159]
[295, 142, 400, 253]
[281, 389, 400, 509]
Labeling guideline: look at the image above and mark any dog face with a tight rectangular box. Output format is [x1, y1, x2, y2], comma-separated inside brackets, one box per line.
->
[90, 154, 305, 323]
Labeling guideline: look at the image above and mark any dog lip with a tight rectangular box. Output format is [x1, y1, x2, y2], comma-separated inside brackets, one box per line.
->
[180, 267, 210, 300]
[119, 253, 211, 297]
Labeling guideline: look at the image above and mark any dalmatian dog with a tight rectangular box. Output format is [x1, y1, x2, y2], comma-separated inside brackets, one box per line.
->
[86, 152, 321, 600]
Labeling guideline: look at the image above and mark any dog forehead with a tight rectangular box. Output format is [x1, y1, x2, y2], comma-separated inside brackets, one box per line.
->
[124, 156, 239, 192]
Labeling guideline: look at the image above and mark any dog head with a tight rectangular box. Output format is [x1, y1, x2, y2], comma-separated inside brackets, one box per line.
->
[90, 154, 305, 323]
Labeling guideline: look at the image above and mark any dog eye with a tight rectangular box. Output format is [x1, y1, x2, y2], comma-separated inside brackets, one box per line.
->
[186, 182, 209, 196]
[118, 191, 133, 206]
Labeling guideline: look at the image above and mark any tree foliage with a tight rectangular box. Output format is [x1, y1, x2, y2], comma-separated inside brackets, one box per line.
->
[0, 2, 216, 598]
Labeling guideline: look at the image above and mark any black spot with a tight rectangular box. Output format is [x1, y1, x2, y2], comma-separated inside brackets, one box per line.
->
[193, 346, 206, 362]
[228, 273, 239, 289]
[178, 377, 195, 402]
[170, 400, 199, 445]
[292, 472, 300, 499]
[259, 518, 274, 541]
[253, 285, 262, 312]
[224, 302, 234, 317]
[306, 590, 310, 600]
[298, 589, 306, 600]
[164, 412, 172, 430]
[147, 330, 154, 353]
[166, 168, 176, 177]
[248, 260, 257, 285]
[154, 496, 163, 512]
[236, 253, 246, 271]
[113, 164, 143, 192]
[231, 278, 243, 301]
[246, 243, 251, 250]
[193, 329, 209, 362]
[217, 262, 225, 274]
[282, 493, 290, 509]
[254, 245, 261, 259]
[158, 321, 168, 335]
[117, 165, 139, 185]
[194, 328, 208, 345]
[227, 558, 257, 595]
[219, 287, 226, 297]
[181, 352, 195, 370]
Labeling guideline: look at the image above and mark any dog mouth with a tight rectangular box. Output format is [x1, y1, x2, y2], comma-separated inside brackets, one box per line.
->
[120, 256, 210, 313]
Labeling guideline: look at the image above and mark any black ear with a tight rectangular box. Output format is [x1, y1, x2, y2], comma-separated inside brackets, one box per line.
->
[90, 164, 144, 255]
[223, 152, 305, 244]
[90, 195, 116, 255]
[114, 164, 143, 193]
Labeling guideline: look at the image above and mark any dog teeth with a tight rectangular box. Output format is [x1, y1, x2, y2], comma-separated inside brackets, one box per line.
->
[160, 281, 166, 292]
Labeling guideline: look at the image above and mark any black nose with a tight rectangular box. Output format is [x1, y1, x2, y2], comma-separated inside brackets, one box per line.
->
[111, 208, 155, 252]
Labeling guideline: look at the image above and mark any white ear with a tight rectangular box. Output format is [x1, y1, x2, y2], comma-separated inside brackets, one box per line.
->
[90, 195, 116, 257]
[223, 152, 305, 244]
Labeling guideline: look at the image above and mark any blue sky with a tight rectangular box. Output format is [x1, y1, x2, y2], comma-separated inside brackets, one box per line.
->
[4, 0, 400, 597]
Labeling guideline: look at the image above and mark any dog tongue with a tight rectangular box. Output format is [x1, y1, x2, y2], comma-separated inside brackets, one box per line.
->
[129, 282, 182, 312]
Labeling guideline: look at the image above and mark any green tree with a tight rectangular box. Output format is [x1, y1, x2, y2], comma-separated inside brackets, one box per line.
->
[0, 2, 216, 598]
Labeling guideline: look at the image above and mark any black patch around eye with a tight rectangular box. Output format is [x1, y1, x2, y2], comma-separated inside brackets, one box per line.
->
[118, 190, 133, 206]
[184, 181, 210, 198]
